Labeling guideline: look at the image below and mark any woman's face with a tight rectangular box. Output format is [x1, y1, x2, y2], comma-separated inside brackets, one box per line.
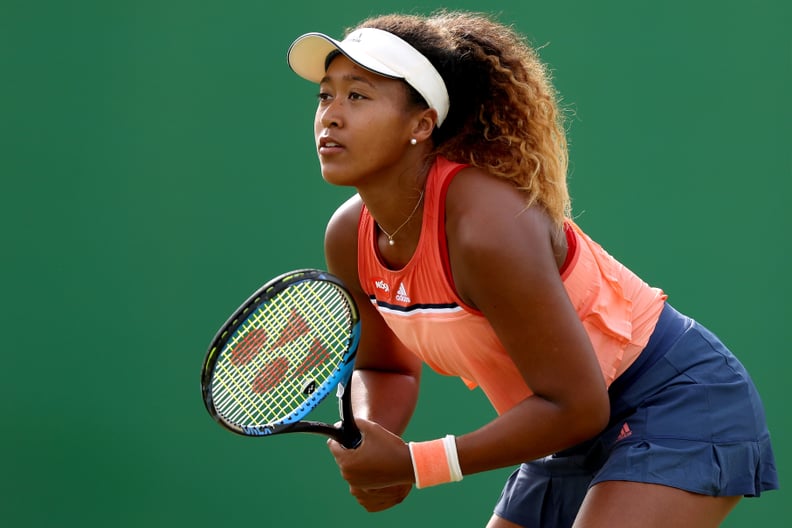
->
[314, 55, 419, 187]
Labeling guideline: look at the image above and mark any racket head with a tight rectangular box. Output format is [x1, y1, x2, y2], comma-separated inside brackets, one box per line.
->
[201, 269, 361, 446]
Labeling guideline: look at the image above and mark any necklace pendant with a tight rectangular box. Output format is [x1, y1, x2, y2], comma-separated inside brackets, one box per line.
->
[378, 189, 423, 249]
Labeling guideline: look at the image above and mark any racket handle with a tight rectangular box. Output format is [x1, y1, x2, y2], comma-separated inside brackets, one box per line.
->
[339, 422, 362, 449]
[338, 373, 362, 449]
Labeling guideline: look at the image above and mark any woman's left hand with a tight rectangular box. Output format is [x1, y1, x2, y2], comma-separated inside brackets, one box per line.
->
[327, 418, 414, 489]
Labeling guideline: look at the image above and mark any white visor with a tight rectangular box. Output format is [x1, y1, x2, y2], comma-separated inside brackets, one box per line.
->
[287, 27, 450, 127]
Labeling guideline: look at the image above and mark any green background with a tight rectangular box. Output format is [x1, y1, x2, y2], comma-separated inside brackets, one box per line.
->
[2, 0, 789, 526]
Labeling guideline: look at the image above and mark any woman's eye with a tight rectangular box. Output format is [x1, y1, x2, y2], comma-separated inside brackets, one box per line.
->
[316, 91, 366, 102]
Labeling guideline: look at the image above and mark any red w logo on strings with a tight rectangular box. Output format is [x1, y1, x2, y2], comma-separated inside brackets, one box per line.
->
[232, 309, 332, 394]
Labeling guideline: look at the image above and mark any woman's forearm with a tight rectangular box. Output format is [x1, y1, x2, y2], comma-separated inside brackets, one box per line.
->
[351, 368, 420, 436]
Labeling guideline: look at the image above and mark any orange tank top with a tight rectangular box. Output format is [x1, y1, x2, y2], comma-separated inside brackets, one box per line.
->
[357, 156, 667, 415]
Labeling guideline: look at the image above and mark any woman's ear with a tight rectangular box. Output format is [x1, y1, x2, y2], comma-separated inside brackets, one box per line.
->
[411, 108, 438, 143]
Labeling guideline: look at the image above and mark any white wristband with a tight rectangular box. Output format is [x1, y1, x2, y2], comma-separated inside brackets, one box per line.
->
[442, 434, 464, 482]
[408, 434, 464, 488]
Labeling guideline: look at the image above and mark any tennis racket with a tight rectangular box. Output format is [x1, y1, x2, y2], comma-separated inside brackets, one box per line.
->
[201, 268, 362, 449]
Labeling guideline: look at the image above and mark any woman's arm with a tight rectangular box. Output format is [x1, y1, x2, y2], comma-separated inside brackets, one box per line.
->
[324, 194, 424, 434]
[324, 195, 423, 510]
[445, 168, 610, 475]
[326, 169, 610, 491]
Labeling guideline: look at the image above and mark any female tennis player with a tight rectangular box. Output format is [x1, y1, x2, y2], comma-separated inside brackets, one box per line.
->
[286, 10, 778, 527]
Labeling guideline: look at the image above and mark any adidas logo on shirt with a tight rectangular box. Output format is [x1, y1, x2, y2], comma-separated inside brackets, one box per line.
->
[395, 282, 411, 303]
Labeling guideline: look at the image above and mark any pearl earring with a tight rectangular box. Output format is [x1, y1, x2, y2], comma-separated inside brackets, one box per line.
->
[410, 138, 417, 145]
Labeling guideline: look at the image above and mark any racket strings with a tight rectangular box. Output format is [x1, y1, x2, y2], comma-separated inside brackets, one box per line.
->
[241, 285, 348, 407]
[212, 281, 353, 426]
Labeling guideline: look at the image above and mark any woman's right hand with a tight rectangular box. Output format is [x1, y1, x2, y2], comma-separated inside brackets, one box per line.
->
[349, 484, 413, 512]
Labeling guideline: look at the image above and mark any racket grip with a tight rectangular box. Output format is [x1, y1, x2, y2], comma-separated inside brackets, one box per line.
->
[340, 423, 363, 449]
[338, 374, 362, 449]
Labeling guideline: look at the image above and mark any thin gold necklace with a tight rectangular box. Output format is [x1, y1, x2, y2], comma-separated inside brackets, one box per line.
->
[378, 190, 424, 246]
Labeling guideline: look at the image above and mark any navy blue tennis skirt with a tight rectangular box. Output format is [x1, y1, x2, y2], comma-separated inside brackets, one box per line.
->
[494, 303, 779, 528]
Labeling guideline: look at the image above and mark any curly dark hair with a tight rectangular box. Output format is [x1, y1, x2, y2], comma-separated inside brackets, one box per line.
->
[348, 10, 571, 226]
